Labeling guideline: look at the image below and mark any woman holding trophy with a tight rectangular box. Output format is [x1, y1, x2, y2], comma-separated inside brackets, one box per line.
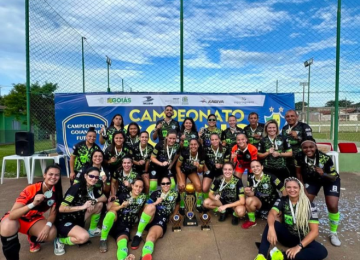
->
[100, 114, 125, 147]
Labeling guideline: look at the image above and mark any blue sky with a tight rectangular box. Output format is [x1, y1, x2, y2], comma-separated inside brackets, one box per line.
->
[1, 0, 359, 106]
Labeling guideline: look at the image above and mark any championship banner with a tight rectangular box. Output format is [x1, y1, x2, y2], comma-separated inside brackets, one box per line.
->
[55, 93, 294, 155]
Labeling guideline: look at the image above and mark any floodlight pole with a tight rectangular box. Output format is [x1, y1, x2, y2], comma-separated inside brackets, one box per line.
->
[180, 0, 184, 93]
[299, 82, 308, 122]
[106, 56, 111, 93]
[25, 0, 31, 131]
[304, 58, 313, 124]
[82, 36, 86, 93]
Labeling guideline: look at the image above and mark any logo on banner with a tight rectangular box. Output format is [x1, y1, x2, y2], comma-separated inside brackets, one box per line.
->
[143, 96, 154, 105]
[182, 96, 189, 105]
[264, 107, 285, 129]
[165, 97, 180, 105]
[200, 99, 224, 104]
[107, 97, 132, 104]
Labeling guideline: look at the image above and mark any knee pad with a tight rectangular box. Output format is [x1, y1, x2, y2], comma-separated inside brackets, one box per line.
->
[1, 233, 20, 260]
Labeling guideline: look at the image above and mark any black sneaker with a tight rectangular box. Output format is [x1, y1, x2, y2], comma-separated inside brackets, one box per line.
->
[196, 205, 203, 213]
[130, 235, 142, 250]
[179, 208, 185, 215]
[218, 213, 226, 222]
[231, 215, 239, 225]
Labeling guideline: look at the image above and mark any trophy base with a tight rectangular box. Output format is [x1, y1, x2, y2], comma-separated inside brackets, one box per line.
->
[172, 227, 182, 232]
[183, 216, 198, 226]
[201, 225, 211, 231]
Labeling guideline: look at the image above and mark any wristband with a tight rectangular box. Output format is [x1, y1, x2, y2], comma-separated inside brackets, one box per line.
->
[27, 203, 35, 209]
[46, 222, 53, 228]
[298, 243, 304, 249]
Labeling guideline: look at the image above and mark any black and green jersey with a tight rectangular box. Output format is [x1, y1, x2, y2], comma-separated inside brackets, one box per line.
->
[210, 176, 245, 204]
[179, 130, 198, 149]
[125, 135, 140, 150]
[247, 173, 284, 206]
[114, 192, 147, 226]
[178, 149, 205, 174]
[221, 127, 244, 150]
[295, 150, 338, 182]
[72, 141, 101, 172]
[103, 126, 125, 146]
[104, 144, 133, 170]
[112, 169, 139, 195]
[272, 196, 319, 238]
[200, 127, 222, 148]
[150, 190, 180, 220]
[281, 122, 313, 154]
[155, 119, 180, 141]
[244, 123, 265, 145]
[258, 136, 292, 169]
[59, 183, 103, 222]
[151, 142, 180, 163]
[132, 143, 154, 173]
[204, 146, 230, 171]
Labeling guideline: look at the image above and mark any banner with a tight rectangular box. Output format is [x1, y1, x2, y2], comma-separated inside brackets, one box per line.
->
[55, 93, 294, 155]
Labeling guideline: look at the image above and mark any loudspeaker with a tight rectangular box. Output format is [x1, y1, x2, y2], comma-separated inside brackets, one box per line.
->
[15, 132, 34, 156]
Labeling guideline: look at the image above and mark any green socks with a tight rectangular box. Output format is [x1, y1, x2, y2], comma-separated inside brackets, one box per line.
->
[142, 241, 154, 257]
[150, 180, 157, 194]
[329, 212, 340, 233]
[136, 212, 152, 237]
[170, 177, 176, 190]
[59, 237, 74, 246]
[248, 212, 256, 222]
[89, 213, 101, 231]
[196, 192, 203, 207]
[233, 211, 238, 217]
[116, 238, 128, 260]
[101, 211, 116, 240]
[180, 192, 185, 209]
[203, 192, 209, 200]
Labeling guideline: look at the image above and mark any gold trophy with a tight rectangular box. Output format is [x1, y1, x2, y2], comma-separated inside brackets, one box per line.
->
[200, 213, 211, 231]
[183, 183, 198, 226]
[171, 214, 183, 232]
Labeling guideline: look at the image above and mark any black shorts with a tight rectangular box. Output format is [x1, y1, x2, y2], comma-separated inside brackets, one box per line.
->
[258, 199, 274, 212]
[56, 219, 85, 237]
[203, 168, 222, 180]
[145, 215, 168, 236]
[180, 167, 197, 177]
[111, 220, 132, 240]
[305, 177, 341, 197]
[149, 165, 174, 180]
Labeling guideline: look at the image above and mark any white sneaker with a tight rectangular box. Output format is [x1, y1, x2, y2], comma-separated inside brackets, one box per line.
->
[88, 227, 101, 237]
[329, 232, 341, 246]
[54, 238, 65, 256]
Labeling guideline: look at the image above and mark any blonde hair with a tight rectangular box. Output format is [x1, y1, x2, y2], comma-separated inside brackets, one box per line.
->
[284, 177, 311, 236]
[263, 119, 280, 137]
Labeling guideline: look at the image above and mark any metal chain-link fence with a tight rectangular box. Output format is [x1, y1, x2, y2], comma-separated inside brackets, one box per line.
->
[28, 0, 360, 151]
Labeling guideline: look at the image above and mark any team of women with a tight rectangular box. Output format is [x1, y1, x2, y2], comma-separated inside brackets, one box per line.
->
[0, 106, 341, 260]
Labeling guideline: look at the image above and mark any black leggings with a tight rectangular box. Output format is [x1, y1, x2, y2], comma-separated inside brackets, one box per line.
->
[259, 221, 328, 260]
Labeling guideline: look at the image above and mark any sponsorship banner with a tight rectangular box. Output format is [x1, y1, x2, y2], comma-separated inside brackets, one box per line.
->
[55, 93, 294, 155]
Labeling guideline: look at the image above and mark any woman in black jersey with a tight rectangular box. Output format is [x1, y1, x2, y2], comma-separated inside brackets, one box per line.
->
[125, 122, 141, 149]
[179, 117, 199, 149]
[74, 149, 111, 195]
[100, 114, 125, 147]
[132, 131, 154, 195]
[104, 131, 133, 173]
[254, 177, 328, 260]
[176, 138, 204, 213]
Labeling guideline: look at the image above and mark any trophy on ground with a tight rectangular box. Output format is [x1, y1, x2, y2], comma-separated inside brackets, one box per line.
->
[171, 214, 183, 232]
[200, 213, 211, 231]
[183, 183, 198, 226]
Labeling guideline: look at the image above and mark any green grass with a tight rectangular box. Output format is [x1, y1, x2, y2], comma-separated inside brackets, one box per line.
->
[313, 132, 360, 143]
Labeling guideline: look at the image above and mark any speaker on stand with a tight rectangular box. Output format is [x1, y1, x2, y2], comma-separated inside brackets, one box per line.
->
[15, 132, 34, 156]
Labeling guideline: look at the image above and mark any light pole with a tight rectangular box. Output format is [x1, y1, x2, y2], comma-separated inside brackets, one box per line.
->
[106, 56, 112, 93]
[304, 58, 313, 124]
[299, 82, 308, 122]
[81, 36, 86, 93]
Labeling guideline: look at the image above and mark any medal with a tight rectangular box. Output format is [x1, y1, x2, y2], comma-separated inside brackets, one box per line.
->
[115, 147, 122, 156]
[286, 122, 298, 135]
[139, 143, 148, 159]
[43, 182, 53, 199]
[167, 145, 174, 163]
[212, 146, 219, 164]
[190, 152, 198, 164]
[268, 136, 278, 150]
[252, 172, 263, 189]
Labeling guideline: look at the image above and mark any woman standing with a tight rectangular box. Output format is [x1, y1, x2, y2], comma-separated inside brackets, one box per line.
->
[242, 160, 285, 229]
[99, 178, 146, 259]
[1, 165, 62, 259]
[257, 120, 293, 182]
[254, 177, 328, 260]
[54, 167, 107, 255]
[125, 122, 141, 149]
[70, 127, 101, 183]
[100, 114, 125, 147]
[295, 139, 341, 247]
[149, 130, 180, 194]
[176, 138, 204, 213]
[179, 117, 198, 149]
[199, 114, 222, 148]
[203, 163, 246, 225]
[202, 133, 230, 200]
[130, 176, 180, 260]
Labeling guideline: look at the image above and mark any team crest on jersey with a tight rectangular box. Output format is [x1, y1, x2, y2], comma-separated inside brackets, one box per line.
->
[264, 107, 285, 129]
[246, 154, 251, 159]
[191, 134, 196, 138]
[230, 184, 235, 189]
[276, 140, 282, 146]
[151, 171, 156, 176]
[262, 184, 269, 189]
[47, 199, 55, 206]
[168, 195, 174, 201]
[64, 222, 72, 227]
[172, 125, 176, 129]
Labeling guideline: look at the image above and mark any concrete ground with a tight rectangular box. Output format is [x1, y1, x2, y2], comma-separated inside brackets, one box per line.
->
[0, 172, 359, 260]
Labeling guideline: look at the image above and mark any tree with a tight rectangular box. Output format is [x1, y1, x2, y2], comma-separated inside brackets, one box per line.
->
[295, 101, 308, 110]
[325, 99, 354, 107]
[3, 83, 27, 123]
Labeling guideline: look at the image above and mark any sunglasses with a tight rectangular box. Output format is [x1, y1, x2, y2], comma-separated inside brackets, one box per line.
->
[208, 118, 216, 122]
[88, 174, 100, 180]
[161, 182, 171, 185]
